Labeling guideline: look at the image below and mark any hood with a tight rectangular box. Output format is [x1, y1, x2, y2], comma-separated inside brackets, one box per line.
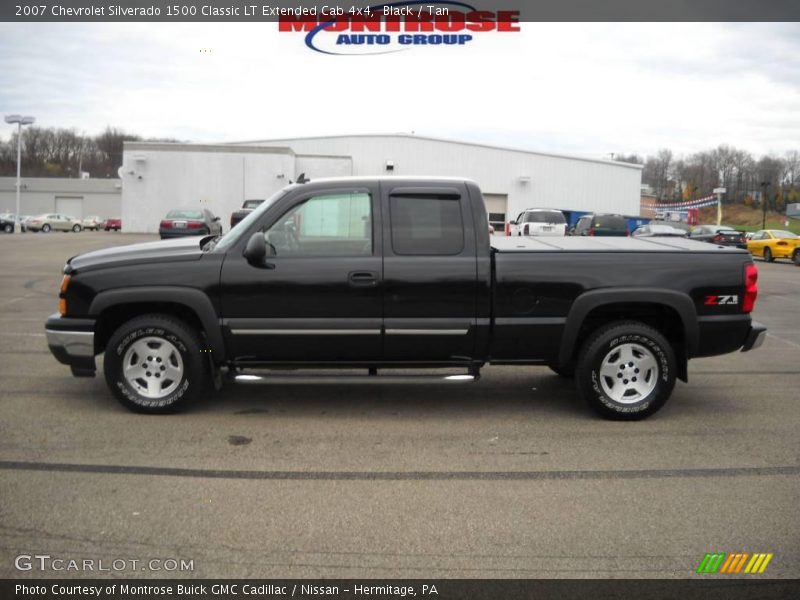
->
[67, 236, 208, 272]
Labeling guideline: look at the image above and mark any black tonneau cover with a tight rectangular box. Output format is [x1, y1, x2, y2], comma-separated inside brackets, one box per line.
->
[490, 236, 747, 253]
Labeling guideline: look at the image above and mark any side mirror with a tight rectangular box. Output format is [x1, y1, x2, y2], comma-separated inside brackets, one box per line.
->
[244, 231, 266, 264]
[508, 220, 517, 226]
[213, 216, 221, 222]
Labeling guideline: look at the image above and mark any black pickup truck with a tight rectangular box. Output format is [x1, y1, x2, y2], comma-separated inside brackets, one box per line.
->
[46, 177, 766, 419]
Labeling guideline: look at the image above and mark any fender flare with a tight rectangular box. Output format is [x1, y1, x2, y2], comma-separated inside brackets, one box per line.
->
[90, 287, 225, 363]
[558, 288, 698, 367]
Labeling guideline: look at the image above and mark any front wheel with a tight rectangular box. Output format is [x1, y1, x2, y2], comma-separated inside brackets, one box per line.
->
[763, 247, 773, 262]
[576, 321, 676, 420]
[793, 249, 799, 266]
[72, 224, 82, 232]
[3, 224, 11, 233]
[103, 314, 207, 413]
[42, 224, 51, 233]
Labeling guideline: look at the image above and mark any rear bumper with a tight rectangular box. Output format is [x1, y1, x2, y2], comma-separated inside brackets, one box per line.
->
[695, 316, 767, 357]
[45, 314, 96, 376]
[159, 228, 207, 238]
[741, 321, 767, 352]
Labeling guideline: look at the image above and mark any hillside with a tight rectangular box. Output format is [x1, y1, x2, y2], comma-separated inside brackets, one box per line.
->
[696, 205, 800, 234]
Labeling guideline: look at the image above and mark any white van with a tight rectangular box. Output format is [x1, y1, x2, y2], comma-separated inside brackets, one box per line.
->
[509, 208, 567, 236]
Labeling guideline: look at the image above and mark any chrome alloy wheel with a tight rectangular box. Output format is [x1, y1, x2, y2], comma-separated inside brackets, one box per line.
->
[122, 336, 184, 399]
[598, 342, 658, 404]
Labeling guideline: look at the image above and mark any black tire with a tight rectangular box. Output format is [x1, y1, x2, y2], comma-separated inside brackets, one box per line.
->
[3, 224, 11, 233]
[103, 314, 207, 414]
[72, 224, 82, 233]
[575, 321, 676, 420]
[793, 249, 800, 266]
[763, 247, 773, 262]
[42, 223, 51, 233]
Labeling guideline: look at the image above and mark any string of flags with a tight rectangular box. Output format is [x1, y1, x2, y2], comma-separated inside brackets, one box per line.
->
[641, 195, 719, 210]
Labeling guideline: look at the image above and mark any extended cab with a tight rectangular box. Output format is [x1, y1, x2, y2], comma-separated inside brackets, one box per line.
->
[46, 177, 766, 419]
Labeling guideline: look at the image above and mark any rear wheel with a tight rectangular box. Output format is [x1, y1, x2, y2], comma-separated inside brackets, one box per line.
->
[793, 249, 800, 266]
[103, 314, 207, 413]
[72, 224, 82, 233]
[576, 321, 676, 420]
[3, 224, 11, 233]
[763, 247, 774, 262]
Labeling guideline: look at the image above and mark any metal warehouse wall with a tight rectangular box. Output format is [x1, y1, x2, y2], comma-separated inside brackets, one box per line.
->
[239, 135, 643, 221]
[121, 144, 358, 233]
[121, 143, 297, 234]
[0, 177, 121, 219]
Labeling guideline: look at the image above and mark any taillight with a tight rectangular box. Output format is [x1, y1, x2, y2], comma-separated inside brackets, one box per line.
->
[743, 263, 758, 313]
[160, 220, 172, 229]
[523, 224, 529, 235]
[588, 227, 596, 236]
[625, 229, 630, 237]
[713, 234, 723, 243]
[187, 221, 204, 229]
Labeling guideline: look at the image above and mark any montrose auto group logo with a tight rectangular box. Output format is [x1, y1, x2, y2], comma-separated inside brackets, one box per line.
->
[278, 1, 521, 55]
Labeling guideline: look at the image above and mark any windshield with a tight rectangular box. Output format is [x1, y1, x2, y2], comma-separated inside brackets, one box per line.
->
[167, 209, 204, 219]
[524, 210, 566, 224]
[212, 189, 287, 252]
[594, 215, 626, 229]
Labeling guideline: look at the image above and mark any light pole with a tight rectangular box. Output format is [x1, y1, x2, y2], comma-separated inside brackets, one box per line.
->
[4, 114, 36, 233]
[760, 181, 770, 230]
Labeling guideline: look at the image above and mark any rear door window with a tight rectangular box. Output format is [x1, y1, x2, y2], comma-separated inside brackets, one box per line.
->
[390, 195, 464, 255]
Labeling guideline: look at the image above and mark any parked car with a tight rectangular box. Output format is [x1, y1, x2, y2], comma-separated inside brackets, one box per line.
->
[230, 199, 265, 229]
[19, 215, 32, 232]
[159, 208, 222, 239]
[25, 213, 83, 233]
[509, 208, 567, 237]
[104, 217, 121, 231]
[746, 229, 800, 263]
[631, 224, 688, 238]
[46, 176, 765, 420]
[0, 213, 15, 233]
[689, 225, 747, 248]
[571, 213, 629, 236]
[82, 216, 103, 231]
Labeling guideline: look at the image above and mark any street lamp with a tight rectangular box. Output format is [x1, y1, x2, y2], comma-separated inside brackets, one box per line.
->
[4, 114, 36, 233]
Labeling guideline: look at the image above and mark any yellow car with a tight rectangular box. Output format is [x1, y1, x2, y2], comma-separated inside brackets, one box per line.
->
[746, 229, 800, 263]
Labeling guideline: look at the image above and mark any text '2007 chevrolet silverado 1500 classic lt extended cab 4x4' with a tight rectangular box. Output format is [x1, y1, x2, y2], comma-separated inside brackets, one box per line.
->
[46, 177, 766, 420]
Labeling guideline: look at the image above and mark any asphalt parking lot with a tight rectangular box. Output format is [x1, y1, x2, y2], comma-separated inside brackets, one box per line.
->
[0, 232, 798, 579]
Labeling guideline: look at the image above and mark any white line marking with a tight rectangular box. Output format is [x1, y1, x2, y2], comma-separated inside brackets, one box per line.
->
[766, 333, 800, 350]
[0, 332, 45, 337]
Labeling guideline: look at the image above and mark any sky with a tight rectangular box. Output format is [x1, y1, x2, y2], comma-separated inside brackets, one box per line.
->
[1, 21, 799, 161]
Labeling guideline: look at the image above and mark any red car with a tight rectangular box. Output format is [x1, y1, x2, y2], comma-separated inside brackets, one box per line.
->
[104, 217, 121, 231]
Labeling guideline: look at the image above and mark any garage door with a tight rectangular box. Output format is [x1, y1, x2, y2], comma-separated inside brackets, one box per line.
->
[55, 197, 84, 219]
[483, 194, 507, 234]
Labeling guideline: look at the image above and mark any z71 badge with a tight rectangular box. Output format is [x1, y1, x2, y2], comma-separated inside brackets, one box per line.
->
[704, 294, 739, 305]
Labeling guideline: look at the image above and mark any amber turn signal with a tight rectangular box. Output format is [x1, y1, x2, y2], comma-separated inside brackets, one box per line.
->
[60, 274, 71, 294]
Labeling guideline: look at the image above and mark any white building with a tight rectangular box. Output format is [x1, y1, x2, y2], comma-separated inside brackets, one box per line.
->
[121, 134, 642, 234]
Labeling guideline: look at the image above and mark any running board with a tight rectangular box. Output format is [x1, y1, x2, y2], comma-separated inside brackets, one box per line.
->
[231, 370, 479, 385]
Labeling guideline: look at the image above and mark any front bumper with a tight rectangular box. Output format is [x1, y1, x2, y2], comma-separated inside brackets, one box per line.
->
[45, 313, 96, 377]
[741, 321, 767, 352]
